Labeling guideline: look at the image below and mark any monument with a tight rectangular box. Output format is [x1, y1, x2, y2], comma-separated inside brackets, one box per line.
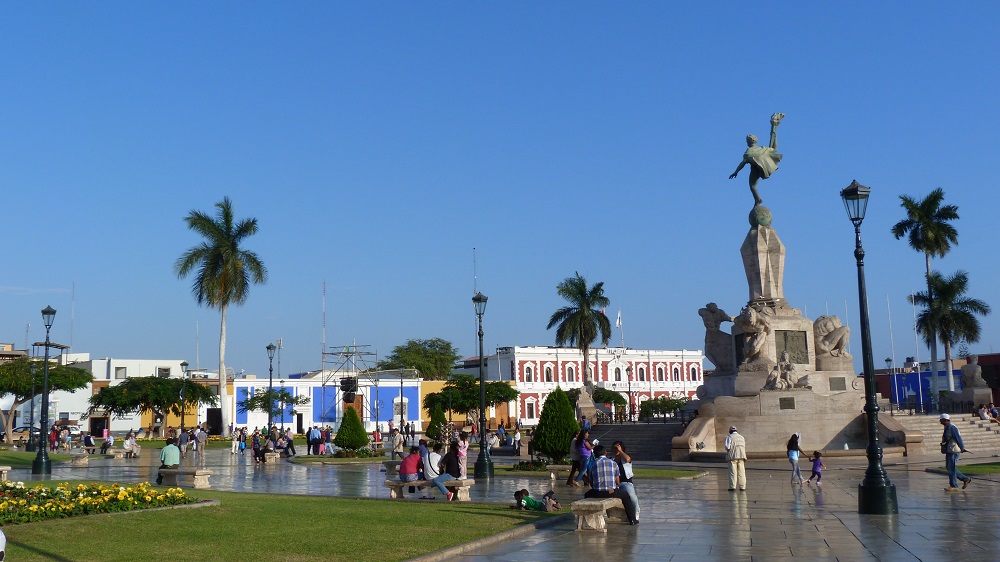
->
[674, 114, 916, 460]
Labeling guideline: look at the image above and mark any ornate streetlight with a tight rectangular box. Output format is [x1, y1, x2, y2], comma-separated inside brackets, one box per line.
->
[472, 292, 493, 479]
[626, 366, 634, 423]
[32, 306, 56, 475]
[266, 343, 277, 432]
[841, 180, 898, 514]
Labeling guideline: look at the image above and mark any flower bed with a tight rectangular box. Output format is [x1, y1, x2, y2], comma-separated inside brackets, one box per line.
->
[0, 481, 196, 525]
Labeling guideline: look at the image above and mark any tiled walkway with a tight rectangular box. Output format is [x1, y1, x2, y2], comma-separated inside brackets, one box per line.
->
[16, 448, 1000, 560]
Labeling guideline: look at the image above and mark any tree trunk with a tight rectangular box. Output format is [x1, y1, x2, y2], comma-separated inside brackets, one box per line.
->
[943, 338, 955, 392]
[925, 253, 940, 406]
[219, 304, 230, 437]
[2, 398, 27, 444]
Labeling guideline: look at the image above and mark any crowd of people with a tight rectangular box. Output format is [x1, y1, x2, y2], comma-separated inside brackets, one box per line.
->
[562, 417, 640, 525]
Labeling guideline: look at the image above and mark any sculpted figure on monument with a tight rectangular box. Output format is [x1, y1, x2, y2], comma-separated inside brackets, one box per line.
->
[962, 355, 987, 388]
[814, 315, 851, 358]
[763, 350, 802, 391]
[699, 302, 735, 372]
[729, 113, 784, 206]
[734, 306, 771, 365]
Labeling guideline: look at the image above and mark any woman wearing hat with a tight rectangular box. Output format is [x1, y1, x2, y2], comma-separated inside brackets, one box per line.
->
[940, 414, 972, 491]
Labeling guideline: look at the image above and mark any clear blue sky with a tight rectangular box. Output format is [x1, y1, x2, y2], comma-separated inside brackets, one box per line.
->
[2, 4, 998, 377]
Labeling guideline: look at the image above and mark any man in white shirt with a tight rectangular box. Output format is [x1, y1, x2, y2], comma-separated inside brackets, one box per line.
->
[420, 442, 443, 499]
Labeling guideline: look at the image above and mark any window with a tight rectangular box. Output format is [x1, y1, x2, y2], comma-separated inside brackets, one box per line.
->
[525, 366, 533, 383]
[691, 366, 698, 381]
[526, 401, 536, 419]
[115, 367, 127, 379]
[545, 367, 553, 382]
[157, 367, 171, 378]
[657, 367, 664, 381]
[638, 367, 645, 381]
[673, 367, 680, 381]
[510, 361, 516, 381]
[615, 367, 621, 382]
[567, 366, 575, 382]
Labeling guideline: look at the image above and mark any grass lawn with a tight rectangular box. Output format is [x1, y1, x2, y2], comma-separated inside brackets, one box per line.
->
[0, 450, 72, 468]
[955, 462, 1000, 475]
[4, 486, 553, 561]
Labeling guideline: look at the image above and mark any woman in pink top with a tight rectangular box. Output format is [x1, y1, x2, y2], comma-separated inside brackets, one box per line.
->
[457, 431, 470, 478]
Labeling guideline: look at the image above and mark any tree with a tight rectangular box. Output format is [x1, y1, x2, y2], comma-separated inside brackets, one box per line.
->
[89, 377, 219, 436]
[909, 270, 990, 382]
[376, 338, 461, 381]
[425, 403, 448, 444]
[891, 188, 959, 393]
[531, 387, 578, 463]
[592, 387, 626, 407]
[639, 396, 690, 419]
[422, 375, 519, 426]
[333, 406, 369, 451]
[0, 358, 93, 443]
[175, 196, 268, 436]
[546, 272, 611, 386]
[236, 388, 311, 428]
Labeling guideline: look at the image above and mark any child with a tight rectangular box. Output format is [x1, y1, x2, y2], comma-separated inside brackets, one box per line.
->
[806, 451, 826, 486]
[457, 432, 470, 479]
[514, 489, 561, 512]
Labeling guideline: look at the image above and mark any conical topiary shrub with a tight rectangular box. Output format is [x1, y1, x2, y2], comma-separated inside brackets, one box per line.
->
[531, 387, 579, 463]
[333, 406, 369, 451]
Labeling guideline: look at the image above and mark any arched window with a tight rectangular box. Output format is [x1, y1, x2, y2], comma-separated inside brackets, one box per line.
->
[657, 367, 664, 381]
[673, 367, 680, 381]
[525, 366, 533, 383]
[545, 367, 553, 382]
[638, 367, 645, 381]
[567, 366, 575, 382]
[615, 367, 622, 382]
[691, 366, 698, 381]
[525, 399, 537, 419]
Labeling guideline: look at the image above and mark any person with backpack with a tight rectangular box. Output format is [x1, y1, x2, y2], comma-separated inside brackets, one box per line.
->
[940, 414, 972, 491]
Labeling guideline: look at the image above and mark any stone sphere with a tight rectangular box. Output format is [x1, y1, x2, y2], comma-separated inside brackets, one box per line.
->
[749, 205, 773, 227]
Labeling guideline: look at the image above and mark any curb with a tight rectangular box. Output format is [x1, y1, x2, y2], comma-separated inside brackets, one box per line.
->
[407, 512, 572, 562]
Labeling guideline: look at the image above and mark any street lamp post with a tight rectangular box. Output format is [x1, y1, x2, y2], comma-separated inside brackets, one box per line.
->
[472, 292, 493, 479]
[626, 366, 634, 423]
[266, 343, 276, 432]
[841, 180, 898, 515]
[32, 306, 56, 475]
[180, 361, 188, 432]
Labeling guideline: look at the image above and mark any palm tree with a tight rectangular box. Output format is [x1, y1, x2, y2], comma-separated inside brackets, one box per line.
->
[175, 197, 267, 436]
[909, 270, 990, 383]
[546, 272, 612, 386]
[891, 188, 959, 394]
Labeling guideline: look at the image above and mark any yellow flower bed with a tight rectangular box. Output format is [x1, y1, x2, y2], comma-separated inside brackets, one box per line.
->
[0, 481, 195, 525]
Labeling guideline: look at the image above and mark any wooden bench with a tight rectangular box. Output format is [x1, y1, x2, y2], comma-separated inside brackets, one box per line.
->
[383, 478, 475, 501]
[158, 468, 213, 489]
[546, 464, 572, 481]
[571, 497, 627, 532]
[70, 452, 89, 467]
[382, 460, 402, 477]
[0, 466, 11, 482]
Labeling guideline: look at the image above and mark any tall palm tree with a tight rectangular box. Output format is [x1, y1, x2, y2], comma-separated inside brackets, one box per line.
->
[909, 270, 990, 382]
[175, 197, 267, 436]
[891, 188, 959, 394]
[546, 272, 611, 387]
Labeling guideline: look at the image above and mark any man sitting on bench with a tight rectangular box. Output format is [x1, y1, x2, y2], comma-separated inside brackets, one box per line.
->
[156, 438, 181, 485]
[583, 444, 638, 525]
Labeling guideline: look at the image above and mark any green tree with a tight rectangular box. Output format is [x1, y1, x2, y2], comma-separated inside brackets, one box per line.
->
[425, 403, 449, 444]
[422, 375, 519, 426]
[546, 272, 611, 385]
[531, 387, 578, 463]
[376, 338, 461, 381]
[89, 377, 219, 437]
[333, 406, 369, 451]
[891, 188, 959, 393]
[175, 196, 268, 435]
[0, 358, 93, 443]
[909, 270, 990, 380]
[237, 388, 311, 429]
[639, 396, 690, 419]
[592, 387, 626, 407]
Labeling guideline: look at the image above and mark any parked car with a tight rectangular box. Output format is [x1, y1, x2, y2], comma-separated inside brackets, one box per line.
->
[8, 426, 41, 444]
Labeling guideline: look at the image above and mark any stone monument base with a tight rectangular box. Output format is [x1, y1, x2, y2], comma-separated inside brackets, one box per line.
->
[951, 387, 993, 407]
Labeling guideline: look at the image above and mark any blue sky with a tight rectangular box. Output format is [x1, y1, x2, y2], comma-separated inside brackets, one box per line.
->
[2, 4, 998, 377]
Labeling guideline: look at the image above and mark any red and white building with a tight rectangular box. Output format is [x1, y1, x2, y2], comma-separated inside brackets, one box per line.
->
[457, 346, 704, 426]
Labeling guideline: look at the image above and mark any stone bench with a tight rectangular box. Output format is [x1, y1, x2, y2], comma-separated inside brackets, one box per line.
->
[571, 497, 627, 532]
[546, 464, 572, 480]
[158, 468, 213, 489]
[383, 478, 475, 501]
[382, 460, 402, 477]
[70, 452, 89, 467]
[108, 448, 127, 459]
[264, 452, 281, 463]
[0, 466, 10, 482]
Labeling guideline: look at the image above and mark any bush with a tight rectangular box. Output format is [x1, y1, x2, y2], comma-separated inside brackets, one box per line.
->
[530, 387, 578, 463]
[333, 406, 369, 451]
[511, 460, 548, 471]
[425, 403, 448, 444]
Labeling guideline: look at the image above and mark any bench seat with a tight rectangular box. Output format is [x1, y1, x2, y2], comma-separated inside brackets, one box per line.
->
[158, 468, 213, 489]
[382, 460, 402, 477]
[571, 497, 627, 532]
[0, 466, 11, 482]
[70, 453, 89, 467]
[546, 464, 572, 480]
[383, 478, 475, 501]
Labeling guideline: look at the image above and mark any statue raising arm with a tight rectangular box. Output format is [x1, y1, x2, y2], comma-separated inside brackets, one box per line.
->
[729, 113, 784, 206]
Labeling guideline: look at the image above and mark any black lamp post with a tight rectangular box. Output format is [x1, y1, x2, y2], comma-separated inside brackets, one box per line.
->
[32, 306, 56, 475]
[180, 361, 188, 431]
[472, 291, 493, 479]
[841, 180, 898, 515]
[266, 343, 276, 432]
[626, 366, 634, 423]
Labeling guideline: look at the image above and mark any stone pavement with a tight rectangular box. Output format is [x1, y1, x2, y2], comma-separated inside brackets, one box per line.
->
[12, 447, 1000, 560]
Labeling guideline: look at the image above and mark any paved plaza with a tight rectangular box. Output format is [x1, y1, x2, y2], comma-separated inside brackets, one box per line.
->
[13, 447, 1000, 561]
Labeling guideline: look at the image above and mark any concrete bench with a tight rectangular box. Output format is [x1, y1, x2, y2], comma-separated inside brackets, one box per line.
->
[571, 497, 627, 532]
[382, 460, 402, 477]
[383, 478, 475, 501]
[108, 448, 127, 459]
[0, 466, 10, 482]
[546, 464, 572, 480]
[70, 452, 89, 467]
[264, 452, 281, 463]
[158, 468, 213, 489]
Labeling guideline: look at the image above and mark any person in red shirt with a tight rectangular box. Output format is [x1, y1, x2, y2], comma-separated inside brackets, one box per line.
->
[399, 447, 421, 483]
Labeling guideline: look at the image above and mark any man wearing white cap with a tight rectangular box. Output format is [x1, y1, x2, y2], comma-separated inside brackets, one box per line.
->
[939, 414, 971, 491]
[725, 426, 747, 491]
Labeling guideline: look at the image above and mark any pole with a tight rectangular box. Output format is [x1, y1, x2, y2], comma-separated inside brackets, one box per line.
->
[268, 355, 274, 431]
[32, 307, 55, 475]
[473, 307, 493, 478]
[853, 221, 898, 514]
[27, 361, 37, 452]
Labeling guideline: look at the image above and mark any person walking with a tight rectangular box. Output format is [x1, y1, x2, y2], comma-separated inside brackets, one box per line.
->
[786, 433, 805, 484]
[573, 430, 596, 486]
[940, 413, 972, 491]
[806, 451, 826, 486]
[513, 429, 522, 456]
[725, 426, 747, 492]
[565, 430, 581, 486]
[391, 429, 405, 461]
